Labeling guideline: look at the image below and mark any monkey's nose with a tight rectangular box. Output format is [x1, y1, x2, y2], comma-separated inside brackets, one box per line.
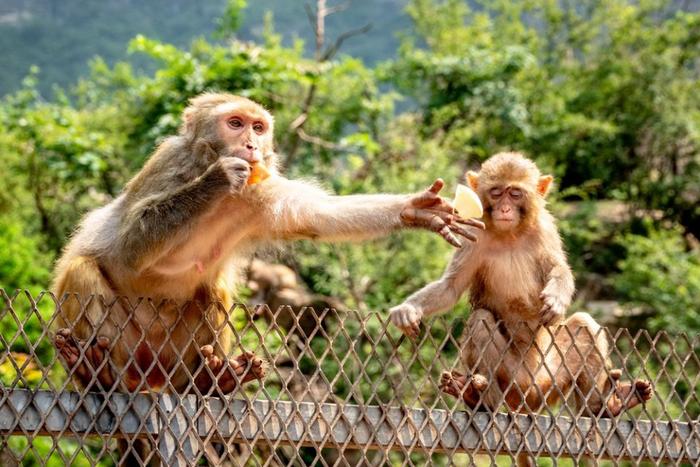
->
[245, 143, 257, 151]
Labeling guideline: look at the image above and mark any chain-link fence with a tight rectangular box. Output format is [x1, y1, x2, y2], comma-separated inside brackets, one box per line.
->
[0, 289, 697, 466]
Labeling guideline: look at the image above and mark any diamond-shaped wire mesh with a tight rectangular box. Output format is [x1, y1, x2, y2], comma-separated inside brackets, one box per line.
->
[0, 289, 697, 466]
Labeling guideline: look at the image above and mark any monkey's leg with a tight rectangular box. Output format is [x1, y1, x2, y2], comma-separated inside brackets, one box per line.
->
[439, 371, 488, 408]
[53, 256, 121, 390]
[553, 312, 606, 415]
[54, 329, 115, 390]
[194, 345, 266, 394]
[460, 308, 518, 410]
[558, 312, 652, 416]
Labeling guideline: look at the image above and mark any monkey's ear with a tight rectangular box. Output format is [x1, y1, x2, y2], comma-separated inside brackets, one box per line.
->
[537, 175, 554, 197]
[466, 171, 479, 190]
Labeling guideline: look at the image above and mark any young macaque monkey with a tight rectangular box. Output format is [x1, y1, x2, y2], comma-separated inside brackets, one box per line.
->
[53, 92, 484, 395]
[390, 152, 652, 417]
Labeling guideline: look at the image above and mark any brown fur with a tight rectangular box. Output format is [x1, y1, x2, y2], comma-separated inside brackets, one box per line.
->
[53, 92, 473, 396]
[391, 152, 652, 417]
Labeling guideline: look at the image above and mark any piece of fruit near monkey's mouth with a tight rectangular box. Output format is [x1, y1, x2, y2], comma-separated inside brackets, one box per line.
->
[247, 163, 271, 185]
[454, 184, 483, 219]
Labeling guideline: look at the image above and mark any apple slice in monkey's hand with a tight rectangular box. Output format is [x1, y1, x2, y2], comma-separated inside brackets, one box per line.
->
[247, 163, 271, 185]
[454, 184, 483, 219]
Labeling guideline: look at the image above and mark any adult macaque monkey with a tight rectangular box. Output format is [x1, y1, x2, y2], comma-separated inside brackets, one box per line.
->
[53, 92, 484, 395]
[390, 152, 652, 417]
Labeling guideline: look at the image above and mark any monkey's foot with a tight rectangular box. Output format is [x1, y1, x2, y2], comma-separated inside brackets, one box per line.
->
[603, 378, 653, 417]
[440, 371, 488, 409]
[54, 328, 115, 390]
[195, 345, 267, 394]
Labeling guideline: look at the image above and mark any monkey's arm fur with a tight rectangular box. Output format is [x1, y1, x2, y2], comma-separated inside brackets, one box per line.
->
[118, 161, 233, 271]
[263, 177, 477, 246]
[389, 245, 474, 337]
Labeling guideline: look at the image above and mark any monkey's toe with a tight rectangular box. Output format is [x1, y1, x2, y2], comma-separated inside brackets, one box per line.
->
[249, 355, 267, 380]
[201, 345, 224, 373]
[604, 379, 653, 417]
[201, 351, 266, 395]
[471, 374, 488, 392]
[440, 370, 486, 408]
[635, 380, 653, 402]
[439, 372, 461, 400]
[233, 351, 266, 384]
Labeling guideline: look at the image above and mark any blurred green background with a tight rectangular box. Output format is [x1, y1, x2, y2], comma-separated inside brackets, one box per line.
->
[0, 0, 699, 464]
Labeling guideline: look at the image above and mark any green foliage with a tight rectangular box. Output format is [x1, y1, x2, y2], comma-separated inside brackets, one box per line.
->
[0, 217, 51, 291]
[216, 0, 248, 38]
[393, 0, 700, 236]
[616, 227, 700, 332]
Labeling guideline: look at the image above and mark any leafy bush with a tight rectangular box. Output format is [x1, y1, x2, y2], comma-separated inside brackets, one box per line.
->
[615, 227, 700, 333]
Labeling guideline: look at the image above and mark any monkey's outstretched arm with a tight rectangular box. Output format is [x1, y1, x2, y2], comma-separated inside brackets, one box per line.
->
[389, 246, 473, 337]
[266, 178, 483, 245]
[118, 157, 241, 270]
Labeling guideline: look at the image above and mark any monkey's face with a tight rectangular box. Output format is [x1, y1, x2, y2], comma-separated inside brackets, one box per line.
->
[467, 152, 555, 234]
[484, 184, 528, 232]
[214, 101, 274, 167]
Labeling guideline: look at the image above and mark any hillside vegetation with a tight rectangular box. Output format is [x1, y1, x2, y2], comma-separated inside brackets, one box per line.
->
[0, 0, 410, 95]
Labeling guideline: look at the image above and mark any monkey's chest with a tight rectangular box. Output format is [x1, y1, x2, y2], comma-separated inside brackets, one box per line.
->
[469, 255, 545, 320]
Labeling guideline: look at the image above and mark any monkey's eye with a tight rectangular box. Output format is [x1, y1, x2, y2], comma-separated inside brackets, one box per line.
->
[510, 188, 523, 199]
[253, 122, 265, 134]
[227, 117, 243, 129]
[489, 188, 503, 198]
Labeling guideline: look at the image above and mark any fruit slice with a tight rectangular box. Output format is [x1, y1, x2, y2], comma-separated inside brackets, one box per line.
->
[453, 184, 483, 219]
[247, 163, 271, 185]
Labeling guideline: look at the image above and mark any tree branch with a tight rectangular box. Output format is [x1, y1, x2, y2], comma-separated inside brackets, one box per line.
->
[321, 23, 372, 61]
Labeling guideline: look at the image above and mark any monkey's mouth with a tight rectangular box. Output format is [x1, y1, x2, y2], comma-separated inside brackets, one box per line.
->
[231, 148, 261, 164]
[493, 216, 515, 223]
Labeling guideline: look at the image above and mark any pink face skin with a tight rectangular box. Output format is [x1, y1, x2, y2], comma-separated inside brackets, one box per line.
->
[215, 103, 273, 164]
[486, 185, 525, 231]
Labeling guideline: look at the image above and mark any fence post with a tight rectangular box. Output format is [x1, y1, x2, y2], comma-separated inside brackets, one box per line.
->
[157, 394, 200, 466]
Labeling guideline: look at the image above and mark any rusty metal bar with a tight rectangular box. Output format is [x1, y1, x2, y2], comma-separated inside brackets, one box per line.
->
[1, 389, 698, 463]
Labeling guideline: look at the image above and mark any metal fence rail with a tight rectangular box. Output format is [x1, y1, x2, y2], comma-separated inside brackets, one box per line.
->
[0, 290, 698, 465]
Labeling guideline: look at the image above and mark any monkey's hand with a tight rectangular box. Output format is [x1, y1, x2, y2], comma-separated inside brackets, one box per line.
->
[390, 303, 423, 339]
[401, 179, 485, 247]
[540, 284, 567, 326]
[213, 157, 252, 194]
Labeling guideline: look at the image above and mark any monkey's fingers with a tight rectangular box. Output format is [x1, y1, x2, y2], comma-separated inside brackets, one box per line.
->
[402, 324, 420, 339]
[410, 181, 454, 210]
[454, 217, 486, 230]
[86, 336, 115, 389]
[55, 329, 93, 385]
[439, 226, 463, 248]
[427, 179, 445, 195]
[430, 213, 478, 246]
[401, 208, 462, 247]
[446, 222, 478, 243]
